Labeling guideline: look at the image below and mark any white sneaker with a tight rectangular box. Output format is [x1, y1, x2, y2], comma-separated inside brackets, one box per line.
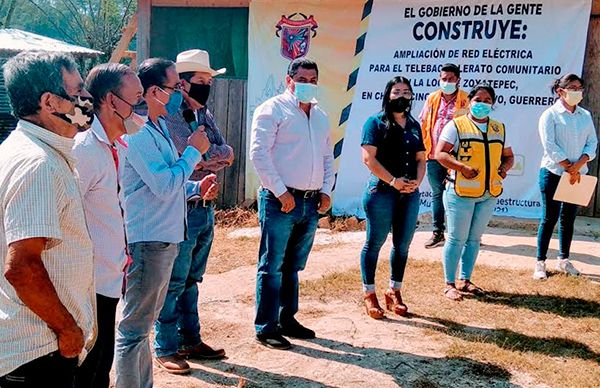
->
[533, 261, 547, 280]
[556, 259, 581, 276]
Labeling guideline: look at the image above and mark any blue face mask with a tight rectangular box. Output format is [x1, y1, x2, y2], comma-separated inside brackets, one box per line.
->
[294, 82, 318, 103]
[160, 89, 183, 115]
[470, 102, 492, 119]
[440, 81, 457, 95]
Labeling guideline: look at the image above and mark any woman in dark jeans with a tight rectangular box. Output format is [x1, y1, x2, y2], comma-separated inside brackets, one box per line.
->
[534, 74, 598, 280]
[360, 76, 426, 319]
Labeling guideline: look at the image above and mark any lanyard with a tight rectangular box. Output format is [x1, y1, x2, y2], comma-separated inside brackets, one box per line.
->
[147, 117, 172, 144]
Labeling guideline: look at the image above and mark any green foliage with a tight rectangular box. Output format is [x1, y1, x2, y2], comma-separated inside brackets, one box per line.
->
[0, 0, 136, 64]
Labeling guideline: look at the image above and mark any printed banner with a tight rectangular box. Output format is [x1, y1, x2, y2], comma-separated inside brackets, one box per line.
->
[247, 0, 592, 219]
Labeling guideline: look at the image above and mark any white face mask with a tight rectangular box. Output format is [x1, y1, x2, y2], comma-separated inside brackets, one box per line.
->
[123, 112, 145, 135]
[563, 90, 583, 106]
[440, 81, 457, 95]
[294, 82, 318, 103]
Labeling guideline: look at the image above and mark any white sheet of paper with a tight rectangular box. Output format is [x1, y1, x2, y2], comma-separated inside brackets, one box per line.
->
[553, 173, 598, 206]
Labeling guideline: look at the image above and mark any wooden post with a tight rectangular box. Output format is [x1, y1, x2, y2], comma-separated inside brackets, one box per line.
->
[137, 0, 152, 66]
[109, 14, 138, 64]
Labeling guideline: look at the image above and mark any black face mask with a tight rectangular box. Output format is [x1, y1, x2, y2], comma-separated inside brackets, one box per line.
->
[388, 96, 412, 113]
[53, 94, 95, 130]
[188, 83, 210, 106]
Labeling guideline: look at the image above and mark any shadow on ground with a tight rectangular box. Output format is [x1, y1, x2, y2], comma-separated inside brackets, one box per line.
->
[479, 291, 600, 319]
[398, 314, 600, 364]
[185, 337, 519, 387]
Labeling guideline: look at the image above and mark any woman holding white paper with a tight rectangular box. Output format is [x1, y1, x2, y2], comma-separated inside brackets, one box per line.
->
[535, 74, 598, 280]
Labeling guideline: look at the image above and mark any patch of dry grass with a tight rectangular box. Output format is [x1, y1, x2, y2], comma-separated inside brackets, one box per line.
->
[214, 208, 258, 228]
[300, 260, 600, 387]
[206, 228, 259, 275]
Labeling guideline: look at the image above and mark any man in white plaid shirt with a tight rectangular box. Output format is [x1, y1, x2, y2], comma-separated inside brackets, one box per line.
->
[0, 51, 96, 387]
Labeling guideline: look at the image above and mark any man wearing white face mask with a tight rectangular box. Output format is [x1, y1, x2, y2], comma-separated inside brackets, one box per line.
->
[420, 63, 469, 249]
[250, 58, 334, 349]
[72, 63, 144, 388]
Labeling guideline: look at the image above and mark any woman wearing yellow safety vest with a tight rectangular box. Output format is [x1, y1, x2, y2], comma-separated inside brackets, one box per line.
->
[435, 85, 514, 301]
[534, 74, 598, 280]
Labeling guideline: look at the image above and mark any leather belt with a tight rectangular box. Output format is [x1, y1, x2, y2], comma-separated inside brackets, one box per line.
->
[286, 187, 320, 198]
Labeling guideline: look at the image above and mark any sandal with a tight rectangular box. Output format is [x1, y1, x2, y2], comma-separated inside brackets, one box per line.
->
[444, 285, 463, 301]
[363, 293, 385, 319]
[384, 289, 408, 316]
[459, 281, 485, 296]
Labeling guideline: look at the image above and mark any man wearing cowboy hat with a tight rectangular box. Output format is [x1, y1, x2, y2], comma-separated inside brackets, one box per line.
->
[154, 49, 233, 373]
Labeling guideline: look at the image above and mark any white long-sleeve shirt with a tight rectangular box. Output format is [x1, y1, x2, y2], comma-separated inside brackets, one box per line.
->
[250, 90, 335, 197]
[538, 101, 598, 175]
[73, 119, 127, 298]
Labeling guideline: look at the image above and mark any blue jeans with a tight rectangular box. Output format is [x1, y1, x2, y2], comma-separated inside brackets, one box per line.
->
[442, 189, 496, 283]
[154, 205, 214, 357]
[427, 160, 447, 233]
[255, 188, 319, 335]
[536, 168, 579, 260]
[115, 242, 179, 388]
[360, 182, 420, 286]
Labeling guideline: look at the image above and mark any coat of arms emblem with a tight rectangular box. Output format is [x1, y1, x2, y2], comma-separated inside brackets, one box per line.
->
[275, 13, 318, 60]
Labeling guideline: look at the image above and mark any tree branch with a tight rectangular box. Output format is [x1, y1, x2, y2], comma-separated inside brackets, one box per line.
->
[26, 0, 79, 43]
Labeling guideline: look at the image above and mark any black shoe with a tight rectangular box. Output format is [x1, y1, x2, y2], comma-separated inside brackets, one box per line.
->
[424, 232, 445, 249]
[279, 319, 316, 339]
[255, 333, 292, 349]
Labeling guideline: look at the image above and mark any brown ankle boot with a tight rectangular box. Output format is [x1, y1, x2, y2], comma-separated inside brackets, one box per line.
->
[384, 289, 408, 316]
[363, 293, 384, 319]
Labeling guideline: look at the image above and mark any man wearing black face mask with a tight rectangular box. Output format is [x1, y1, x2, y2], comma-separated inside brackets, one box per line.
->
[156, 49, 233, 365]
[72, 63, 144, 388]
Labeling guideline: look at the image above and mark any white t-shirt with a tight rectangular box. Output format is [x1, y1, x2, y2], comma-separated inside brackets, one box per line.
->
[439, 116, 511, 152]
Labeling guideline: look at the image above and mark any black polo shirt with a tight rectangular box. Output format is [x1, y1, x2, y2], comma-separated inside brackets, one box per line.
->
[361, 112, 425, 181]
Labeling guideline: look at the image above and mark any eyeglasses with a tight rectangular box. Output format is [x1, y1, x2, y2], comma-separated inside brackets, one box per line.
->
[564, 87, 584, 92]
[391, 91, 414, 98]
[160, 83, 183, 92]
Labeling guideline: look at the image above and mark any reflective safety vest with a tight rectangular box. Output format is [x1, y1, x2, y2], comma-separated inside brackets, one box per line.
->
[452, 115, 505, 198]
[421, 89, 469, 159]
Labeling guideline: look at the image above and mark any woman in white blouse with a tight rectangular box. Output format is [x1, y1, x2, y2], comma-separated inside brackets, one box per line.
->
[535, 74, 598, 280]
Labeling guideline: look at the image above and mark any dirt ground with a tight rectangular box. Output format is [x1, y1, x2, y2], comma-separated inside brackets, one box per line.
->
[135, 216, 600, 388]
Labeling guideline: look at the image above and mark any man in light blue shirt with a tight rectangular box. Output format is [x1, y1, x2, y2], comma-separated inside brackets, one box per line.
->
[114, 58, 210, 387]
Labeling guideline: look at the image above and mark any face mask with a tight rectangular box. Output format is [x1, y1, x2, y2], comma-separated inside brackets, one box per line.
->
[188, 83, 211, 106]
[156, 88, 183, 115]
[294, 82, 318, 103]
[564, 90, 583, 106]
[440, 81, 457, 95]
[389, 96, 412, 113]
[123, 113, 145, 135]
[112, 93, 145, 135]
[53, 94, 95, 130]
[470, 102, 492, 119]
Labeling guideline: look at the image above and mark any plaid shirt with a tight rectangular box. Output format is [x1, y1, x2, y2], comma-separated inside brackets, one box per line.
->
[164, 105, 233, 181]
[0, 120, 96, 375]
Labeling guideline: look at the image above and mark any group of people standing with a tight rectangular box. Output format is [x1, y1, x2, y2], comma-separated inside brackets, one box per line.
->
[0, 49, 233, 387]
[0, 50, 596, 388]
[358, 64, 597, 317]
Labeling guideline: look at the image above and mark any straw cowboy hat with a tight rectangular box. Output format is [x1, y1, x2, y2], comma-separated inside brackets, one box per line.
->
[175, 49, 226, 76]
